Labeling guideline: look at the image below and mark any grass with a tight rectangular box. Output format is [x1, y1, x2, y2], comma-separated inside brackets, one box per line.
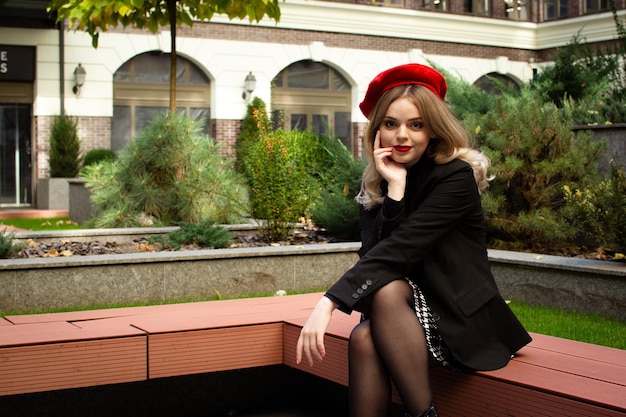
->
[0, 217, 81, 231]
[508, 300, 625, 350]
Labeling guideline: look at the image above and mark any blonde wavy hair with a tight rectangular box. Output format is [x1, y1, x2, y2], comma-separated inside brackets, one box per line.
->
[356, 84, 491, 209]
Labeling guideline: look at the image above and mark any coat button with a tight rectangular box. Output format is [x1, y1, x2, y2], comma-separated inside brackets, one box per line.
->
[365, 280, 373, 285]
[357, 288, 364, 294]
[352, 293, 360, 299]
[361, 284, 368, 290]
[432, 313, 441, 321]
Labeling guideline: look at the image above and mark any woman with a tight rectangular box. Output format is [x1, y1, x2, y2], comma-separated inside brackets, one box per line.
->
[295, 63, 531, 417]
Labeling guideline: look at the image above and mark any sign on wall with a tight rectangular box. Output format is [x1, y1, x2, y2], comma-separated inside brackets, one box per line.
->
[0, 45, 35, 82]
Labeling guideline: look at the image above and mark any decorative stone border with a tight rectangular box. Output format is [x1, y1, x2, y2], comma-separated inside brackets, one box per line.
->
[2, 228, 624, 320]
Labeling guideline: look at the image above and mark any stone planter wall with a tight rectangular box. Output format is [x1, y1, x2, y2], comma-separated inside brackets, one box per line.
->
[1, 232, 624, 320]
[36, 177, 72, 210]
[68, 179, 92, 224]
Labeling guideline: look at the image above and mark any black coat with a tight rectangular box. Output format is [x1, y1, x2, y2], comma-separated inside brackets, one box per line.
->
[326, 157, 531, 371]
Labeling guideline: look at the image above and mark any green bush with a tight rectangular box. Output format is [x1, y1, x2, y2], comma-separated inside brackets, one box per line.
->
[467, 87, 607, 251]
[49, 115, 82, 177]
[150, 219, 234, 250]
[309, 138, 365, 241]
[240, 108, 364, 242]
[243, 129, 316, 241]
[562, 162, 626, 255]
[82, 148, 116, 169]
[236, 97, 271, 174]
[82, 112, 249, 228]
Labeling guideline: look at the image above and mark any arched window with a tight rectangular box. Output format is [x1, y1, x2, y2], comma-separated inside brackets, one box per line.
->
[474, 72, 521, 95]
[111, 52, 210, 152]
[271, 60, 353, 150]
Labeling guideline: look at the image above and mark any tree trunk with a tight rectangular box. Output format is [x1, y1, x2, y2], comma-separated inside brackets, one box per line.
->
[168, 0, 177, 112]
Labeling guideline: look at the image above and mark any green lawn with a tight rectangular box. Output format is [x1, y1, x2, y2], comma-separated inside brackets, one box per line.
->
[508, 300, 625, 350]
[0, 217, 81, 231]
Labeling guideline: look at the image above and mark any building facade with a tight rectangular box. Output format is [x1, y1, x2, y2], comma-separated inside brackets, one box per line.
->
[0, 0, 623, 208]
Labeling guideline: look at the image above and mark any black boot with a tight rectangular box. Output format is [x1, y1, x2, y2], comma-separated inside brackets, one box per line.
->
[405, 403, 439, 417]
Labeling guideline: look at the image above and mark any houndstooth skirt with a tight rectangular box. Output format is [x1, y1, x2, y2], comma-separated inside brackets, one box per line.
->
[405, 278, 461, 370]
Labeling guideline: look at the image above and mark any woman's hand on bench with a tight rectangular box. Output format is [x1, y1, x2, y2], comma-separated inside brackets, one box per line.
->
[296, 296, 338, 367]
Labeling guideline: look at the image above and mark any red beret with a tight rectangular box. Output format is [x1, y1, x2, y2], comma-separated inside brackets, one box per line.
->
[359, 63, 447, 119]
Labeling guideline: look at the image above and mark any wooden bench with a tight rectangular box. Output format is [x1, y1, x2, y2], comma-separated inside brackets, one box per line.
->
[1, 293, 624, 416]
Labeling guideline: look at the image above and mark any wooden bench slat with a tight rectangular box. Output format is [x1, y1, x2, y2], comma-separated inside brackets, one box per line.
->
[529, 332, 626, 366]
[513, 345, 626, 385]
[0, 337, 146, 396]
[3, 293, 323, 325]
[148, 324, 283, 379]
[0, 320, 145, 347]
[431, 368, 625, 417]
[478, 359, 626, 410]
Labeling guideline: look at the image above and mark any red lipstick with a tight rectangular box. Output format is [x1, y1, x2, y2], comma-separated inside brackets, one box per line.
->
[394, 146, 411, 153]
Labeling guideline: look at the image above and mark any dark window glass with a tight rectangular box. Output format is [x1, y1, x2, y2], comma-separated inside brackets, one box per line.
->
[291, 114, 307, 131]
[334, 111, 352, 149]
[312, 114, 329, 136]
[288, 61, 329, 89]
[111, 105, 131, 152]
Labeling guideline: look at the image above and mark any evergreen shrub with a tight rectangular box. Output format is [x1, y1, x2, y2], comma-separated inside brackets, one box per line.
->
[49, 115, 82, 177]
[82, 148, 116, 169]
[466, 87, 607, 251]
[562, 161, 626, 256]
[82, 112, 249, 228]
[150, 219, 234, 250]
[309, 138, 365, 241]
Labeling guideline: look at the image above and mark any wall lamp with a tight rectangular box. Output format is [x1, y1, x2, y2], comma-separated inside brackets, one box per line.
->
[73, 63, 86, 95]
[242, 71, 257, 101]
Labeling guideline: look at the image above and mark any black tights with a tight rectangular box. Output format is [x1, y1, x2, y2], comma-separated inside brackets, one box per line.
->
[348, 280, 432, 417]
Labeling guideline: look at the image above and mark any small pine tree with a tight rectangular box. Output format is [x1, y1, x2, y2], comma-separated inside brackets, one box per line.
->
[49, 115, 82, 177]
[467, 87, 607, 250]
[83, 112, 249, 228]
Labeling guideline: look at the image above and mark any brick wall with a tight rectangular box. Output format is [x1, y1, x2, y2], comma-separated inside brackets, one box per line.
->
[35, 116, 53, 178]
[212, 119, 242, 159]
[178, 22, 536, 63]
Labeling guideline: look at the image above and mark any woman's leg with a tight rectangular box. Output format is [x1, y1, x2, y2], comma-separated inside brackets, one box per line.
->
[369, 279, 433, 416]
[348, 320, 391, 417]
